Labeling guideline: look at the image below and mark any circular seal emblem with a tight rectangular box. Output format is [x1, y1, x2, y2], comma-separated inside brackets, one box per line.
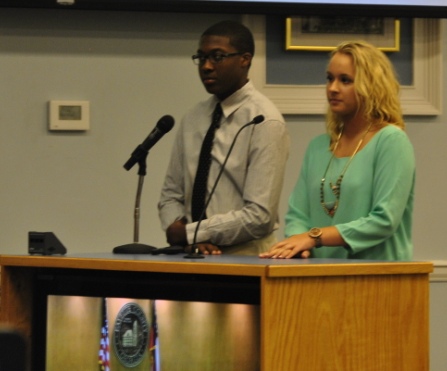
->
[113, 302, 149, 367]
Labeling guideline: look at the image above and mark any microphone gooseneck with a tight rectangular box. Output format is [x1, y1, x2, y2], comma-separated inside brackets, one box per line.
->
[184, 114, 265, 259]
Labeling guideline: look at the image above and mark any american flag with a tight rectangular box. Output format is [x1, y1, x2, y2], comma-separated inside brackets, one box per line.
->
[99, 297, 110, 371]
[149, 300, 160, 371]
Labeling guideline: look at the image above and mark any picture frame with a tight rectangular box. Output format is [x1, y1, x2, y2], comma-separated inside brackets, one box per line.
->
[242, 15, 442, 116]
[285, 16, 400, 52]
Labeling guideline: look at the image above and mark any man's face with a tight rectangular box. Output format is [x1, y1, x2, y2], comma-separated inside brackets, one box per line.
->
[196, 35, 250, 101]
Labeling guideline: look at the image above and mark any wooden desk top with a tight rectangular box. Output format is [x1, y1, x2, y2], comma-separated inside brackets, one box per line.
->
[0, 253, 433, 278]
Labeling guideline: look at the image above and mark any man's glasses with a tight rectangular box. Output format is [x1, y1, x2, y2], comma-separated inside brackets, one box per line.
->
[192, 52, 243, 65]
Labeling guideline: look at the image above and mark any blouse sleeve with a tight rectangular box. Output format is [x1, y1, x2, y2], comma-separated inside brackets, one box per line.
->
[336, 128, 415, 253]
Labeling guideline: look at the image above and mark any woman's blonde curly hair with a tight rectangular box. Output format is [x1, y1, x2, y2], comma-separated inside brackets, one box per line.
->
[326, 41, 404, 145]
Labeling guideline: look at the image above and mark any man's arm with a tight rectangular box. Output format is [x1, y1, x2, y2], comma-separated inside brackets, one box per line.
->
[158, 125, 187, 231]
[185, 119, 290, 246]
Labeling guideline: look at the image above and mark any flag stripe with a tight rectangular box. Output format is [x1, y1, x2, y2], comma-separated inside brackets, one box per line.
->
[99, 297, 110, 371]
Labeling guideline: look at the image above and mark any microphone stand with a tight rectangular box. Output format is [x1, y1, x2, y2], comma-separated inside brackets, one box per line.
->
[113, 155, 157, 254]
[183, 210, 207, 259]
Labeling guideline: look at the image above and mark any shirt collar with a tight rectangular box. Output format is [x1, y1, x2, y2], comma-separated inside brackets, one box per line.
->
[215, 80, 253, 118]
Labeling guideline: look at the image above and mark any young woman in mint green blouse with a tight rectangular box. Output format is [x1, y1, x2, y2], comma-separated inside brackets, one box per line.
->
[260, 41, 415, 261]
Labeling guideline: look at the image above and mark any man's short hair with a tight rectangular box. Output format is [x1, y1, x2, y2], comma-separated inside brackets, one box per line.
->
[201, 20, 255, 56]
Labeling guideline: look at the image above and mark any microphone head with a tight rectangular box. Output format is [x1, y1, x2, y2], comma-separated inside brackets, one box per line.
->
[252, 115, 265, 124]
[157, 115, 175, 133]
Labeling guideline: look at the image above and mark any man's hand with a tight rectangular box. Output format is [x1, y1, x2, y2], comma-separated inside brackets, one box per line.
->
[166, 218, 188, 246]
[186, 243, 222, 255]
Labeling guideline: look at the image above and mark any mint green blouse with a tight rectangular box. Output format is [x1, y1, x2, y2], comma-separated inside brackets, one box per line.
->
[285, 125, 415, 261]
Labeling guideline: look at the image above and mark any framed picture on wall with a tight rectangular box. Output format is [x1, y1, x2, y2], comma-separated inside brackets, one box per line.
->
[285, 16, 400, 52]
[243, 15, 441, 115]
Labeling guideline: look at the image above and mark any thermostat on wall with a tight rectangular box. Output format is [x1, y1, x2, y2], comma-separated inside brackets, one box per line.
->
[49, 100, 90, 131]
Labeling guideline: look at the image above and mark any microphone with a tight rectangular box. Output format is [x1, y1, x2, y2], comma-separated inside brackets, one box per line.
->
[113, 114, 174, 255]
[124, 115, 175, 171]
[184, 114, 265, 259]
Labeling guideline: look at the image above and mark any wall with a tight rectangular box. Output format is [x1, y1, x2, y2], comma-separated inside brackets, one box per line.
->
[0, 9, 222, 253]
[0, 8, 446, 370]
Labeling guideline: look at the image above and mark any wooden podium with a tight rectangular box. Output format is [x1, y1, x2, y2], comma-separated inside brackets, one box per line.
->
[0, 253, 432, 371]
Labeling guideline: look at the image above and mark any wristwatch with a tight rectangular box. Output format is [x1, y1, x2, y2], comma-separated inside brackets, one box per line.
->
[308, 227, 323, 248]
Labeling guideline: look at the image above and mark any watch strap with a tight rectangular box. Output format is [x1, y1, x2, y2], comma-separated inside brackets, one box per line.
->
[308, 227, 323, 248]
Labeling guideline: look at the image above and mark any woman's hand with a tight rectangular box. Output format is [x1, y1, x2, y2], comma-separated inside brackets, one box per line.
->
[259, 234, 314, 259]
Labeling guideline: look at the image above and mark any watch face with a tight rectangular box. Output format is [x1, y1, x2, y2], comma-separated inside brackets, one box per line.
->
[309, 227, 322, 238]
[113, 303, 149, 367]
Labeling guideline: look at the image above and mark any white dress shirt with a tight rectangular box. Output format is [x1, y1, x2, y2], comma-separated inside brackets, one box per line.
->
[158, 81, 290, 253]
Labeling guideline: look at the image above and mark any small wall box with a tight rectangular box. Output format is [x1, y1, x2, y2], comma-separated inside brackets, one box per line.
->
[49, 100, 90, 131]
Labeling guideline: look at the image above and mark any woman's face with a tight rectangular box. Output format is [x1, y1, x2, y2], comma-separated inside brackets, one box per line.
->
[326, 52, 359, 120]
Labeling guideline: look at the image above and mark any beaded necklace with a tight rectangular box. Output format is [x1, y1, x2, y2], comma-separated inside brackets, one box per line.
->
[320, 123, 373, 217]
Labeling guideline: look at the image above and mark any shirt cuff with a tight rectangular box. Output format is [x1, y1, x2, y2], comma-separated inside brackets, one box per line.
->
[186, 220, 211, 245]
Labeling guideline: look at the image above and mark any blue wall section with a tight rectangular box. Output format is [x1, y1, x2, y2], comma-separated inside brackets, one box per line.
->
[266, 16, 413, 86]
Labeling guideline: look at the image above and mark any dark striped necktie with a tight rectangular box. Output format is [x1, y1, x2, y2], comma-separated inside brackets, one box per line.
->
[191, 103, 223, 222]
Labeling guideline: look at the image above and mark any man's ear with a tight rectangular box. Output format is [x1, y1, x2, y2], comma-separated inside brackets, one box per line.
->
[241, 53, 253, 68]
